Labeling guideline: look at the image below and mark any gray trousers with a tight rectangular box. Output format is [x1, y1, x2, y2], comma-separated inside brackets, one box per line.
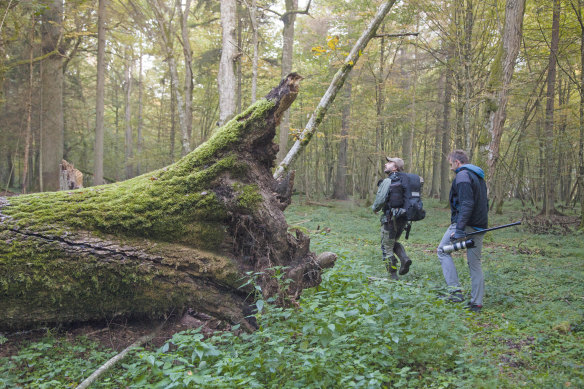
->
[437, 224, 484, 306]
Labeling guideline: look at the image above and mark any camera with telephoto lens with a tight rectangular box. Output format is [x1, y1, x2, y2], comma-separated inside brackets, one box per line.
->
[442, 239, 475, 254]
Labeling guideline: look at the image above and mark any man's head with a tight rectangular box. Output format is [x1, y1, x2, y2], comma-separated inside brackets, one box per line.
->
[448, 149, 469, 172]
[384, 157, 404, 174]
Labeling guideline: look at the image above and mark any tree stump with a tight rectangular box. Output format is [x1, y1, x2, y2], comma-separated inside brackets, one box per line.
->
[0, 74, 336, 331]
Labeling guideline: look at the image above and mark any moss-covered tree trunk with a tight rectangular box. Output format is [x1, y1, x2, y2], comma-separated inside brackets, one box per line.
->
[0, 75, 336, 331]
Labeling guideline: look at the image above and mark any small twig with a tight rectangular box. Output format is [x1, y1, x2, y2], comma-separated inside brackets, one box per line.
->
[75, 323, 164, 389]
[374, 32, 419, 38]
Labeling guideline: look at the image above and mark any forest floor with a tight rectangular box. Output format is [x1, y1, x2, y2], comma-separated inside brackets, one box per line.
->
[1, 196, 583, 388]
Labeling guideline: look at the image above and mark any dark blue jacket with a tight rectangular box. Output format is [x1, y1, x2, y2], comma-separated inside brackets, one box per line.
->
[449, 164, 488, 230]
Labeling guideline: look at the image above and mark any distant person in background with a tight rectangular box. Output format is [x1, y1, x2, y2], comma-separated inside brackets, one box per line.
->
[372, 157, 412, 280]
[437, 149, 488, 312]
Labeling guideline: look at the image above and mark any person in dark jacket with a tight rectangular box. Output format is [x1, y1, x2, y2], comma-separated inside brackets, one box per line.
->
[437, 149, 488, 312]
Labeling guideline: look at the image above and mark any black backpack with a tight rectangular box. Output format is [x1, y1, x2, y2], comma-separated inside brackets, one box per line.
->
[385, 172, 426, 222]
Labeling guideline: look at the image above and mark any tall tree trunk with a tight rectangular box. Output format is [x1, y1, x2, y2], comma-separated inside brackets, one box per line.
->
[375, 26, 386, 184]
[440, 64, 453, 203]
[543, 0, 561, 216]
[137, 44, 144, 176]
[402, 44, 415, 170]
[178, 0, 193, 146]
[276, 0, 299, 163]
[463, 0, 474, 151]
[40, 0, 64, 192]
[124, 51, 133, 180]
[485, 0, 526, 213]
[332, 77, 351, 200]
[250, 0, 259, 103]
[571, 0, 584, 228]
[581, 5, 584, 228]
[430, 72, 445, 198]
[22, 17, 34, 194]
[150, 0, 191, 156]
[218, 0, 237, 125]
[94, 0, 106, 186]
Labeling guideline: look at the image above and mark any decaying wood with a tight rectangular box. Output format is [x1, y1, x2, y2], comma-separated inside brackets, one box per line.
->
[0, 74, 336, 331]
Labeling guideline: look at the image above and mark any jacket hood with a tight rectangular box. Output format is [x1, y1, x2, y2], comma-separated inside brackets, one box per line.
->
[457, 164, 485, 179]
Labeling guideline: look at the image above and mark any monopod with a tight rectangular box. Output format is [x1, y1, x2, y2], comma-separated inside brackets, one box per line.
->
[442, 221, 522, 254]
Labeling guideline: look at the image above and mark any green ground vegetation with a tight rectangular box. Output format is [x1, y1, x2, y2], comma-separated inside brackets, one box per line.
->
[1, 198, 583, 388]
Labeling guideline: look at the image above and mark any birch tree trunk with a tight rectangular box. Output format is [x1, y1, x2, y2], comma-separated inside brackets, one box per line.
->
[218, 0, 237, 126]
[273, 0, 398, 180]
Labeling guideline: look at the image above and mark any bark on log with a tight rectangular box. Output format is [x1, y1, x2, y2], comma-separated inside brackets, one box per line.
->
[0, 74, 336, 331]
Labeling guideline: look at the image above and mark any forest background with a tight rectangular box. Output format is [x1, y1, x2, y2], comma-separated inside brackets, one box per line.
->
[0, 0, 583, 226]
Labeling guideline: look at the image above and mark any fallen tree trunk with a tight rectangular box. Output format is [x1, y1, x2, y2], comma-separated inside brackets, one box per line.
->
[0, 74, 336, 331]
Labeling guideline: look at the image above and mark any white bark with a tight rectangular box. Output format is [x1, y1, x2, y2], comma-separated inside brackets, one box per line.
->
[273, 0, 398, 180]
[218, 0, 237, 125]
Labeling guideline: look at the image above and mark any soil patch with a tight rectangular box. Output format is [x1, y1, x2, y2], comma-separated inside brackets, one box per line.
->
[0, 311, 231, 359]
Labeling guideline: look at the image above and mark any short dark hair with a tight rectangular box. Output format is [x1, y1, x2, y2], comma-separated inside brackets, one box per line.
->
[448, 149, 469, 164]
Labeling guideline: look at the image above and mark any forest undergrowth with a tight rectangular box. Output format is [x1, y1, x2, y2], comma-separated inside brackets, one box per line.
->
[1, 197, 583, 388]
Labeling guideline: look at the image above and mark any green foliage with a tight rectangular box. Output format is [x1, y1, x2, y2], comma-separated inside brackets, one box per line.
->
[2, 198, 583, 388]
[0, 335, 116, 388]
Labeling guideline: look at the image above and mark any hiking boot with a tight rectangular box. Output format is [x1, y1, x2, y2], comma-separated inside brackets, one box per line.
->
[466, 303, 482, 313]
[389, 271, 399, 281]
[394, 242, 412, 276]
[447, 291, 464, 303]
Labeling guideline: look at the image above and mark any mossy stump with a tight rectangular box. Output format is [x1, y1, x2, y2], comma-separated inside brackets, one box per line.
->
[0, 75, 336, 331]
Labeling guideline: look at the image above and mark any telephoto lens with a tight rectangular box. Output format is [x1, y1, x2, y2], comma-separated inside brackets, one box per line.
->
[442, 239, 475, 254]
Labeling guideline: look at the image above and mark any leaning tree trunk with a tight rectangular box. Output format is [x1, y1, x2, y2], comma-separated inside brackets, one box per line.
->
[0, 75, 336, 331]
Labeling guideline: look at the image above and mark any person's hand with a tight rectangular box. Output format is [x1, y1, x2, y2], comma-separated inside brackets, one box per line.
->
[450, 229, 466, 242]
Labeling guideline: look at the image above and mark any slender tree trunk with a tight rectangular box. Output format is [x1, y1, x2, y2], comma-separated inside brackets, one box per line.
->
[402, 44, 415, 170]
[430, 72, 445, 198]
[150, 0, 190, 156]
[250, 0, 259, 103]
[277, 0, 298, 163]
[485, 0, 526, 213]
[463, 0, 474, 151]
[170, 81, 176, 163]
[22, 17, 34, 194]
[94, 0, 106, 186]
[375, 26, 386, 183]
[179, 0, 193, 145]
[274, 0, 398, 180]
[543, 0, 561, 216]
[137, 44, 144, 176]
[332, 77, 351, 200]
[218, 0, 237, 125]
[440, 64, 453, 203]
[572, 0, 584, 227]
[124, 51, 133, 180]
[40, 0, 64, 192]
[581, 7, 584, 228]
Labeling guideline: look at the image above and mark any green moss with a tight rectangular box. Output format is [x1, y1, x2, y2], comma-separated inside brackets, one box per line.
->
[1, 98, 276, 246]
[236, 184, 263, 212]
